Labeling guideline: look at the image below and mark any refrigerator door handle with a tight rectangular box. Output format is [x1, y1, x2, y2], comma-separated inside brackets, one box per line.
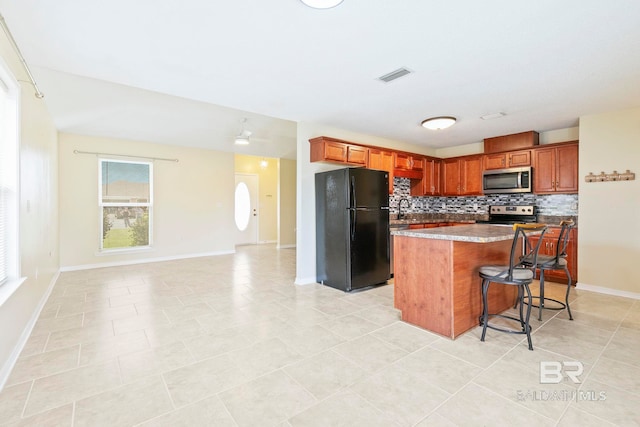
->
[350, 208, 356, 241]
[350, 175, 357, 209]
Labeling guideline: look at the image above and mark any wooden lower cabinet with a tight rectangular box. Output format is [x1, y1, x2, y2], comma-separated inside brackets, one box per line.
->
[529, 227, 577, 284]
[394, 235, 517, 338]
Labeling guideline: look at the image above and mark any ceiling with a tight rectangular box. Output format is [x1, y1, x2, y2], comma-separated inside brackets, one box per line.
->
[2, 0, 640, 160]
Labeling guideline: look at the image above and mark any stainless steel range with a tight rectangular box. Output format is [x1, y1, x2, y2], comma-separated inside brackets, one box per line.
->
[483, 205, 538, 224]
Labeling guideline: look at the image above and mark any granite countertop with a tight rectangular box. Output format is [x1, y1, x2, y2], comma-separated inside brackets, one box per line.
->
[390, 213, 487, 225]
[391, 223, 521, 243]
[390, 213, 577, 228]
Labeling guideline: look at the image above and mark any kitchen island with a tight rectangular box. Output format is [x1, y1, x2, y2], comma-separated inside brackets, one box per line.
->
[392, 224, 520, 339]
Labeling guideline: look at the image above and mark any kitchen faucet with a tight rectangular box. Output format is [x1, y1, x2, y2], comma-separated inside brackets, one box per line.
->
[398, 198, 410, 219]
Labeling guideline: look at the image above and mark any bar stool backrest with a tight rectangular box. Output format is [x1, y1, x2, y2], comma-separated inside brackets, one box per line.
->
[507, 223, 548, 282]
[553, 220, 575, 263]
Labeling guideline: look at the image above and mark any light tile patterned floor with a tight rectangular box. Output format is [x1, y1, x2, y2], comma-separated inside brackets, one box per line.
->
[1, 244, 639, 426]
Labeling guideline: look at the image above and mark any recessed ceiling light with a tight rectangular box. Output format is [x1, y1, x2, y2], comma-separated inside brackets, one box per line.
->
[480, 112, 506, 120]
[299, 0, 344, 9]
[421, 116, 457, 130]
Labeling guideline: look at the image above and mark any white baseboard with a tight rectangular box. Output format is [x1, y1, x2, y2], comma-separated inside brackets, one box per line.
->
[576, 282, 640, 300]
[295, 276, 318, 285]
[0, 270, 60, 391]
[277, 244, 296, 249]
[259, 240, 277, 244]
[60, 250, 236, 272]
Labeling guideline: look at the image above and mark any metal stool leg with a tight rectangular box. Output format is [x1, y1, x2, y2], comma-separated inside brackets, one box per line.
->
[481, 279, 490, 342]
[564, 266, 573, 320]
[523, 283, 534, 350]
[538, 269, 545, 321]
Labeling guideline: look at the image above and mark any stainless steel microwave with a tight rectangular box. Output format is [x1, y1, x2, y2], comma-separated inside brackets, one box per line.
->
[482, 167, 532, 194]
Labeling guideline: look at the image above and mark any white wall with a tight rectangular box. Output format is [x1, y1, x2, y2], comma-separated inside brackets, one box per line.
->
[59, 133, 236, 269]
[578, 108, 640, 295]
[0, 39, 59, 384]
[278, 158, 297, 248]
[295, 123, 434, 284]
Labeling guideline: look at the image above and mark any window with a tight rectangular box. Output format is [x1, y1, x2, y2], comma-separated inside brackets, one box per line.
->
[0, 61, 19, 287]
[99, 159, 152, 251]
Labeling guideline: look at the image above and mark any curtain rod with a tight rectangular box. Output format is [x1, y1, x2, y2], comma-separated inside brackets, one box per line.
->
[73, 150, 179, 162]
[0, 14, 44, 99]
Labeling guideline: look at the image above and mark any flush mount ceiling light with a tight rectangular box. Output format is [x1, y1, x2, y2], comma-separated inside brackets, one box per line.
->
[421, 116, 457, 130]
[234, 118, 252, 145]
[299, 0, 344, 9]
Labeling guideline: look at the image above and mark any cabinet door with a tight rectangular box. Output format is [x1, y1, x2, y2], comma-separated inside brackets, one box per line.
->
[346, 145, 368, 165]
[322, 141, 348, 163]
[423, 158, 440, 195]
[461, 156, 483, 195]
[508, 150, 531, 167]
[368, 149, 394, 193]
[411, 156, 424, 171]
[393, 152, 412, 170]
[533, 148, 556, 193]
[441, 158, 461, 195]
[555, 144, 578, 193]
[483, 153, 507, 170]
[368, 149, 392, 171]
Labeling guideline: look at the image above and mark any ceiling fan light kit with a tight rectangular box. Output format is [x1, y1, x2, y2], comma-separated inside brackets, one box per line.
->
[300, 0, 344, 9]
[421, 116, 457, 130]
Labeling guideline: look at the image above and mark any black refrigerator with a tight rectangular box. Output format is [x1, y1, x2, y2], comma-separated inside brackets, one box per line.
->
[315, 168, 390, 292]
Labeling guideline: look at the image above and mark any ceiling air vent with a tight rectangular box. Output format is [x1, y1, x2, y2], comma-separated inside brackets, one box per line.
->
[378, 67, 412, 83]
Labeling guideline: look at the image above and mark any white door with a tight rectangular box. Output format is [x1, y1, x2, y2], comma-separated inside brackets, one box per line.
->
[235, 173, 259, 245]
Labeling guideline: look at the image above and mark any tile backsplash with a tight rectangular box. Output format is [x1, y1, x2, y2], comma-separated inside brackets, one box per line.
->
[390, 177, 578, 216]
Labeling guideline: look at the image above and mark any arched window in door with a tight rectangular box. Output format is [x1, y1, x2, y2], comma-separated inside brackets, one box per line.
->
[234, 182, 251, 231]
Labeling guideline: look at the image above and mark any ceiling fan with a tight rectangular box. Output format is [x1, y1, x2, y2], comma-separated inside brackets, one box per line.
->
[234, 118, 252, 145]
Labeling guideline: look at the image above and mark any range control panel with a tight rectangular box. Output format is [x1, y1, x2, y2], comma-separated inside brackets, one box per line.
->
[489, 205, 536, 216]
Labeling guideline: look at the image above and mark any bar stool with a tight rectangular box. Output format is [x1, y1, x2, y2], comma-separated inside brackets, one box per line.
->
[520, 220, 575, 321]
[479, 223, 547, 350]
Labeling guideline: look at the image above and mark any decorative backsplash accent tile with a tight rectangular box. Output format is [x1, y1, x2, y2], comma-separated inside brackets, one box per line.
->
[390, 177, 578, 216]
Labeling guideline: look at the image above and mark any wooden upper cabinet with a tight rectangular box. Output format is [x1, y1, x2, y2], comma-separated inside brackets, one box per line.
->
[441, 158, 461, 195]
[555, 144, 579, 192]
[393, 152, 412, 170]
[483, 150, 531, 170]
[309, 136, 368, 166]
[393, 152, 423, 179]
[368, 148, 394, 194]
[410, 157, 440, 196]
[424, 158, 441, 196]
[483, 153, 507, 170]
[484, 131, 539, 153]
[533, 142, 578, 194]
[461, 155, 483, 194]
[442, 155, 483, 195]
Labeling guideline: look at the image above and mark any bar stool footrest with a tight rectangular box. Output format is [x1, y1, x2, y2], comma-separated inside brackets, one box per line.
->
[525, 296, 567, 311]
[482, 313, 531, 335]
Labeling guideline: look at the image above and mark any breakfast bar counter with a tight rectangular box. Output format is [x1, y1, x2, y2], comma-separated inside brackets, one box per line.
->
[392, 224, 519, 338]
